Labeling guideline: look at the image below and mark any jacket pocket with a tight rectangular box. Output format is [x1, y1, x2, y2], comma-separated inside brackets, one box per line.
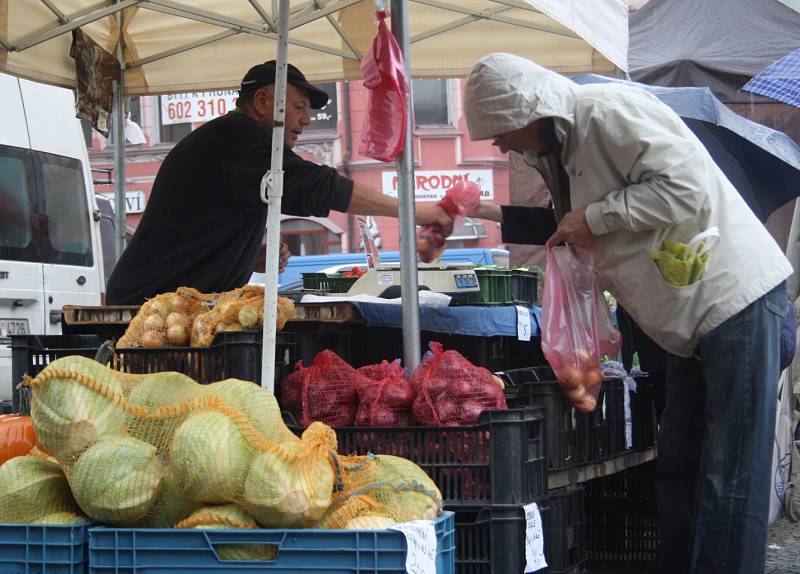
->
[766, 297, 789, 319]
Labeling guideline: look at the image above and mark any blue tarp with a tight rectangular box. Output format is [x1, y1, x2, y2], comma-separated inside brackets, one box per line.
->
[349, 302, 541, 338]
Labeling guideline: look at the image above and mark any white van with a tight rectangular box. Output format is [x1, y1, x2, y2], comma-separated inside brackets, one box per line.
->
[0, 73, 105, 401]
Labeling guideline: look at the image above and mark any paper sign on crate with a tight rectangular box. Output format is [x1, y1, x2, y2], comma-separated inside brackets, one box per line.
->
[524, 502, 547, 573]
[390, 520, 437, 574]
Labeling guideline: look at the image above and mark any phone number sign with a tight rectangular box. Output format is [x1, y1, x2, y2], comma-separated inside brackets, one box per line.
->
[160, 90, 238, 125]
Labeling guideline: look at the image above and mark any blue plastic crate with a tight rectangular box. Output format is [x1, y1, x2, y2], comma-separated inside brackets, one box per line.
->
[0, 522, 92, 574]
[89, 512, 455, 574]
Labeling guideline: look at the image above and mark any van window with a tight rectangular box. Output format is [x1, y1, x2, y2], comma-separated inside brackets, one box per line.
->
[37, 152, 93, 266]
[0, 145, 39, 262]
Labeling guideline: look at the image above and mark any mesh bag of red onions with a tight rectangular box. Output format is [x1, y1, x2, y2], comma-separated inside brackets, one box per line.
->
[355, 359, 416, 426]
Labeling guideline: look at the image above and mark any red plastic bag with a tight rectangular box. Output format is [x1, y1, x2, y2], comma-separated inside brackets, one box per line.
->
[416, 181, 482, 263]
[280, 350, 365, 427]
[355, 359, 416, 426]
[540, 246, 622, 412]
[359, 10, 408, 163]
[411, 342, 507, 426]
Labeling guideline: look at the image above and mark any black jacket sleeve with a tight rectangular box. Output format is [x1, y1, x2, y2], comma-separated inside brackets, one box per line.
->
[500, 205, 557, 245]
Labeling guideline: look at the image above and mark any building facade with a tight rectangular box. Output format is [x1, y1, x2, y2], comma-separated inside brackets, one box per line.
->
[87, 78, 510, 261]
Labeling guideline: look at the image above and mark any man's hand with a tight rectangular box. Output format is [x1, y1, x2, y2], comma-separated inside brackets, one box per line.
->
[278, 241, 291, 273]
[416, 204, 454, 236]
[546, 208, 596, 248]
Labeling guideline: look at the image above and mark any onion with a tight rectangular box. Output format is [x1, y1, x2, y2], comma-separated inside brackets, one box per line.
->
[371, 406, 398, 426]
[461, 401, 485, 424]
[558, 367, 583, 391]
[425, 377, 450, 398]
[573, 348, 593, 368]
[564, 385, 587, 403]
[142, 314, 165, 331]
[435, 399, 458, 424]
[382, 382, 415, 406]
[165, 312, 188, 328]
[238, 307, 259, 328]
[166, 324, 189, 346]
[584, 369, 603, 390]
[148, 300, 169, 317]
[169, 295, 189, 313]
[451, 379, 474, 400]
[574, 394, 597, 413]
[139, 330, 165, 348]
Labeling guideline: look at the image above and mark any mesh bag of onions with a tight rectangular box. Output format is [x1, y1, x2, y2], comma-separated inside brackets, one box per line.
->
[411, 342, 507, 426]
[354, 360, 415, 426]
[117, 288, 209, 348]
[280, 350, 366, 427]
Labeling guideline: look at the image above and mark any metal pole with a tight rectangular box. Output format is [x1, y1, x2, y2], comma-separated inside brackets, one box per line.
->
[113, 1, 126, 261]
[260, 0, 290, 392]
[390, 0, 421, 372]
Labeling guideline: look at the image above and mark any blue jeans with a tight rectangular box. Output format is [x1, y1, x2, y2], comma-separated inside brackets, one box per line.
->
[656, 284, 787, 574]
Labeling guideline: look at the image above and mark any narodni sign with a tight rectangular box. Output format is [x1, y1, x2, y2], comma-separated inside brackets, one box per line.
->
[381, 170, 494, 202]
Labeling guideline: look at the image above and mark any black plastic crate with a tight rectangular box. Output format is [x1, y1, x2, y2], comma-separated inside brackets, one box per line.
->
[285, 407, 547, 509]
[0, 401, 14, 415]
[511, 269, 538, 307]
[629, 377, 658, 451]
[585, 461, 659, 569]
[501, 371, 576, 470]
[603, 379, 627, 458]
[454, 505, 529, 574]
[541, 486, 586, 573]
[11, 333, 294, 413]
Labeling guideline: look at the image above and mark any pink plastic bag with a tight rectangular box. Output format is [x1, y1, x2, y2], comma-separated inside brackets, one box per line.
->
[541, 246, 622, 412]
[359, 10, 408, 163]
[416, 181, 482, 263]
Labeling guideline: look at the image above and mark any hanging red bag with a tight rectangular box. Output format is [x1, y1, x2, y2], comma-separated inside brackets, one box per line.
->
[411, 342, 507, 426]
[541, 246, 622, 413]
[359, 7, 408, 163]
[416, 181, 482, 263]
[280, 350, 366, 427]
[355, 359, 416, 426]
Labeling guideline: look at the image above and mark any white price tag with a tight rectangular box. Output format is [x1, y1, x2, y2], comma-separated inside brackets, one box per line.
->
[524, 502, 547, 573]
[516, 306, 532, 341]
[390, 520, 437, 574]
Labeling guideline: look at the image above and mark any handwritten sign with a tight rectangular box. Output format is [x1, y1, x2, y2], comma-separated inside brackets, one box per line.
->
[524, 502, 547, 573]
[516, 306, 532, 341]
[390, 520, 437, 574]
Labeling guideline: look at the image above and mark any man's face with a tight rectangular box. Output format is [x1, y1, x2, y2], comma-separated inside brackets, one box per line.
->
[252, 83, 312, 149]
[492, 118, 556, 156]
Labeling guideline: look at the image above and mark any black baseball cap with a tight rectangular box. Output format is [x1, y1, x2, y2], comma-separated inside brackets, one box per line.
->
[239, 60, 329, 109]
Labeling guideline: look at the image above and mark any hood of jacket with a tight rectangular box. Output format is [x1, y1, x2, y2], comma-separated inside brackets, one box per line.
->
[464, 53, 578, 142]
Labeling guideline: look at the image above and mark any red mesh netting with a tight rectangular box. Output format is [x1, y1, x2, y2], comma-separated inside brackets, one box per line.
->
[411, 342, 507, 426]
[280, 350, 365, 427]
[354, 360, 415, 427]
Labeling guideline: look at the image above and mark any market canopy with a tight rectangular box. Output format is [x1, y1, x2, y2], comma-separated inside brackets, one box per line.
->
[1, 0, 627, 95]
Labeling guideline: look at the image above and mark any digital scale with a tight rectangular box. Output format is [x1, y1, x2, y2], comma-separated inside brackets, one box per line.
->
[315, 217, 480, 301]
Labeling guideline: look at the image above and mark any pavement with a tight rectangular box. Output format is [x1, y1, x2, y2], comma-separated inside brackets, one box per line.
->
[767, 515, 800, 574]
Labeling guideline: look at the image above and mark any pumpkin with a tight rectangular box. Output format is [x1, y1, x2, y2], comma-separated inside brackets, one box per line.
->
[0, 415, 38, 466]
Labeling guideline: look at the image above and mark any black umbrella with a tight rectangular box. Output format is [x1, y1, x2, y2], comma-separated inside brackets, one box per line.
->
[574, 74, 800, 221]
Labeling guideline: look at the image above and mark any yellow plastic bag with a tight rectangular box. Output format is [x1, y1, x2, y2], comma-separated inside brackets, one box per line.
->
[650, 228, 719, 287]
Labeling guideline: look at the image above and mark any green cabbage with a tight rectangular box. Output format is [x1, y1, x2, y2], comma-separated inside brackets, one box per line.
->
[202, 379, 298, 444]
[71, 436, 163, 525]
[127, 372, 202, 447]
[169, 410, 253, 503]
[243, 440, 335, 528]
[182, 504, 276, 561]
[31, 356, 125, 462]
[0, 455, 80, 523]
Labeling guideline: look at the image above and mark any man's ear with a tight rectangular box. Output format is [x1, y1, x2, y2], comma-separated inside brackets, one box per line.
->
[253, 86, 274, 120]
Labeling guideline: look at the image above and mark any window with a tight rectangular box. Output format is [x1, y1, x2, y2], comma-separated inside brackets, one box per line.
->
[0, 146, 37, 262]
[412, 79, 449, 126]
[37, 152, 93, 266]
[280, 218, 342, 256]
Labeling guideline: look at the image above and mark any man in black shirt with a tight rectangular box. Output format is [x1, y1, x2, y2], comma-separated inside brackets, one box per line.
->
[106, 61, 453, 304]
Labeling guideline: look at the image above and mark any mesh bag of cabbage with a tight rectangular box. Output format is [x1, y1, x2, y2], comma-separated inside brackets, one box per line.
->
[117, 287, 209, 348]
[355, 360, 416, 426]
[411, 342, 507, 426]
[0, 448, 89, 524]
[281, 350, 365, 427]
[190, 286, 294, 347]
[316, 453, 443, 530]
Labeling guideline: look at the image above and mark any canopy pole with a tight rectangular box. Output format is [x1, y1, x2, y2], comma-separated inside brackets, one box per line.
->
[113, 1, 126, 261]
[391, 0, 422, 372]
[260, 0, 291, 392]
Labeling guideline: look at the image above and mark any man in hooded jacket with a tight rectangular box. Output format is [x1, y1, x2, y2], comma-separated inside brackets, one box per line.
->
[465, 53, 792, 574]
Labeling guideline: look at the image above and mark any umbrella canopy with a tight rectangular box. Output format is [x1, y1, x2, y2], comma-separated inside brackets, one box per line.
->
[1, 0, 627, 95]
[743, 48, 800, 109]
[574, 74, 800, 222]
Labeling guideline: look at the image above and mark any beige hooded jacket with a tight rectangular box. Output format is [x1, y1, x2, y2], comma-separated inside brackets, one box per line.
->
[465, 53, 792, 357]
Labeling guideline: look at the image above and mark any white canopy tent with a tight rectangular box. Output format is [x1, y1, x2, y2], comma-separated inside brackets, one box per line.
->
[0, 0, 628, 388]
